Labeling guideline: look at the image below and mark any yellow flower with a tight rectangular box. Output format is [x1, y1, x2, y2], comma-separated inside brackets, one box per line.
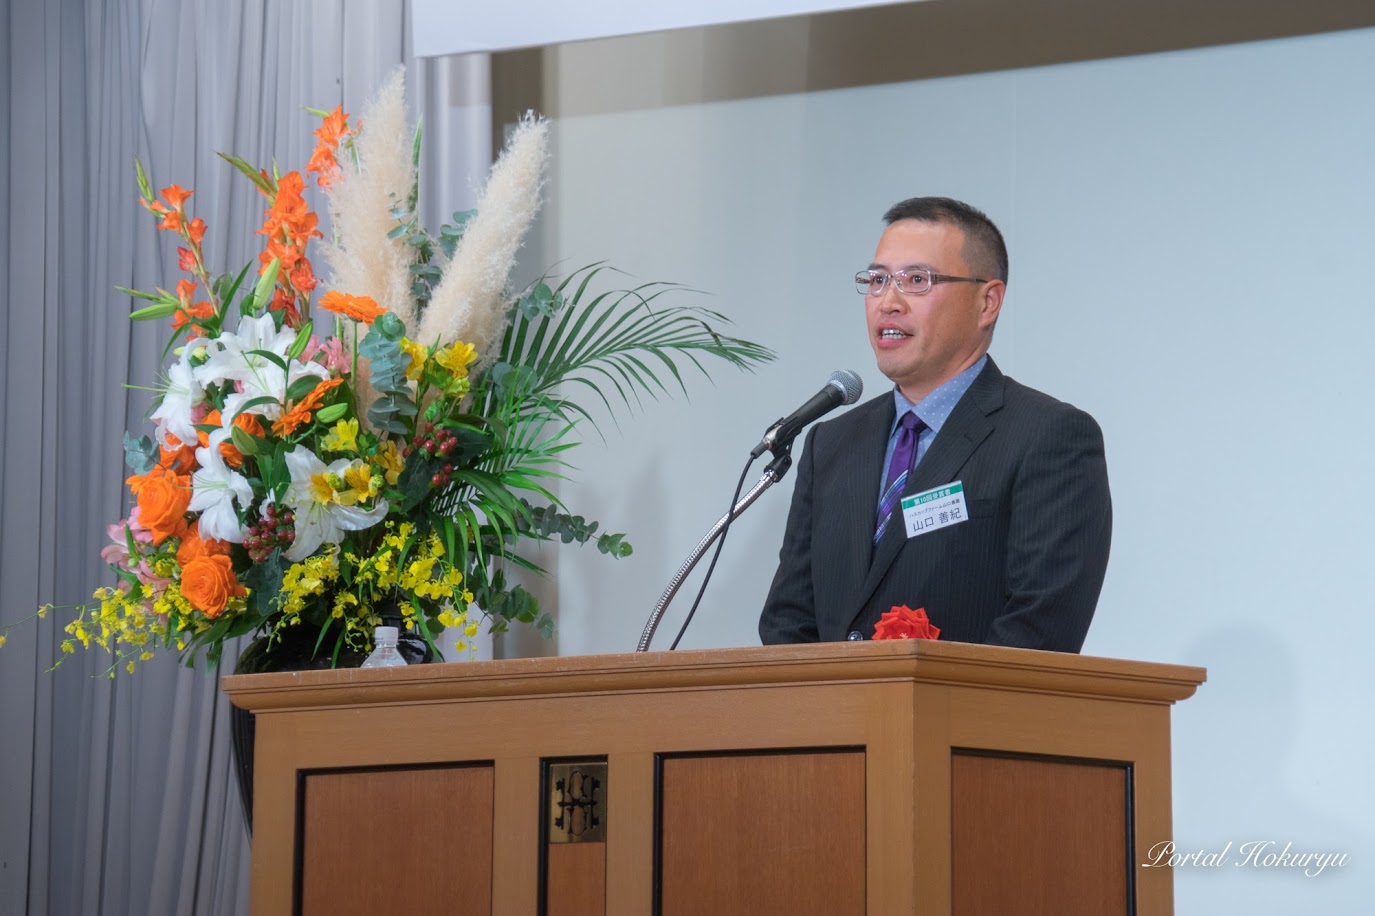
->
[37, 604, 51, 619]
[0, 634, 7, 649]
[398, 338, 429, 380]
[434, 341, 478, 378]
[464, 622, 479, 638]
[374, 440, 405, 487]
[334, 461, 379, 506]
[322, 418, 360, 454]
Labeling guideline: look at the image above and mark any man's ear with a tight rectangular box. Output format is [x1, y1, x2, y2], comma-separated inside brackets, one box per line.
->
[978, 280, 1005, 331]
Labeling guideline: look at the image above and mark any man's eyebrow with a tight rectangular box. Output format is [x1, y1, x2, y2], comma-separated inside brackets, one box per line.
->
[867, 262, 931, 271]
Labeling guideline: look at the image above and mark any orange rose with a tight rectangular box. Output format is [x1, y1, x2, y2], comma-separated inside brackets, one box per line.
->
[159, 435, 198, 474]
[872, 605, 941, 641]
[176, 523, 232, 567]
[196, 410, 262, 468]
[126, 467, 191, 545]
[180, 555, 245, 618]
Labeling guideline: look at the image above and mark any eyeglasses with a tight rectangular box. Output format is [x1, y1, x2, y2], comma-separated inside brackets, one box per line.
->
[854, 267, 989, 296]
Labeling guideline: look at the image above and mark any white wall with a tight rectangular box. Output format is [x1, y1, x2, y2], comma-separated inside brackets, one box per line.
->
[520, 25, 1374, 914]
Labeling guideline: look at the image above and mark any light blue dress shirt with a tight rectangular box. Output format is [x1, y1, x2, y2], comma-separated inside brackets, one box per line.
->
[877, 354, 988, 504]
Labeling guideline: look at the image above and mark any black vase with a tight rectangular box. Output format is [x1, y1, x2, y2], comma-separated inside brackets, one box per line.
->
[228, 611, 440, 833]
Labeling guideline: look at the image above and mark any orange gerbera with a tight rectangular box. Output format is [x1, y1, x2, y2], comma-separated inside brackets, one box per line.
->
[318, 291, 385, 324]
[272, 377, 345, 437]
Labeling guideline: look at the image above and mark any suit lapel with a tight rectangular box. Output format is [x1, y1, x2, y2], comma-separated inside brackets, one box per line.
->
[850, 359, 1006, 623]
[827, 395, 893, 615]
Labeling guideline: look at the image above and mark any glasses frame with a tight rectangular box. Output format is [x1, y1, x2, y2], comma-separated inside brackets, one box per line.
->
[854, 267, 990, 296]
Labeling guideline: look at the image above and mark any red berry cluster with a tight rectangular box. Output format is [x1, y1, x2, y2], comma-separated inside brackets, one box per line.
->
[404, 421, 459, 489]
[244, 503, 295, 562]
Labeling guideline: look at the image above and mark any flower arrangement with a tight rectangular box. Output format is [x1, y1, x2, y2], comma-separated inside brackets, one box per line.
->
[4, 72, 771, 675]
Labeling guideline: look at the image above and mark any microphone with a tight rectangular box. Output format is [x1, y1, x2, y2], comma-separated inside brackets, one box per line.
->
[750, 369, 863, 458]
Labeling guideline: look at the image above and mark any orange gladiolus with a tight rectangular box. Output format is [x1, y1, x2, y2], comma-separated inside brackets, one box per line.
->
[315, 106, 350, 146]
[160, 184, 193, 209]
[158, 210, 183, 232]
[268, 288, 302, 327]
[126, 467, 191, 545]
[307, 106, 351, 187]
[177, 246, 197, 272]
[289, 256, 319, 293]
[318, 291, 385, 325]
[187, 217, 207, 245]
[272, 377, 345, 437]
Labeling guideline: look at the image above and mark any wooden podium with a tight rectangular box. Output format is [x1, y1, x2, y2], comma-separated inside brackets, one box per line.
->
[221, 640, 1204, 915]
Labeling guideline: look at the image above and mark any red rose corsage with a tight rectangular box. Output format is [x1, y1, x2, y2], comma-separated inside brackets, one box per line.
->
[872, 605, 941, 640]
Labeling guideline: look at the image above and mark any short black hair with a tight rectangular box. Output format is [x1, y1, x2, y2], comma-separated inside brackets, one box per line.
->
[882, 197, 1008, 284]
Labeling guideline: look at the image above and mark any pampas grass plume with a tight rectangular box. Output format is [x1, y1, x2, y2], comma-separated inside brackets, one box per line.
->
[320, 67, 419, 331]
[417, 114, 549, 361]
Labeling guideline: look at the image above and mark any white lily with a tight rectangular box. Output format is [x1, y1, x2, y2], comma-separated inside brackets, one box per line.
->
[151, 345, 207, 448]
[281, 445, 388, 562]
[188, 429, 255, 543]
[193, 313, 327, 420]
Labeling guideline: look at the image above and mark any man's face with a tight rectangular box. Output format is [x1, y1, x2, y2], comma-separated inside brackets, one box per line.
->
[864, 220, 1003, 403]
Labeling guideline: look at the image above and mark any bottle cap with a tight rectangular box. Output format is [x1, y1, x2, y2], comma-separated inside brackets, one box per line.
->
[374, 625, 399, 645]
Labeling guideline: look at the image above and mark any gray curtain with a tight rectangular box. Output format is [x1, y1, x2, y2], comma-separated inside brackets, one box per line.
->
[0, 2, 490, 913]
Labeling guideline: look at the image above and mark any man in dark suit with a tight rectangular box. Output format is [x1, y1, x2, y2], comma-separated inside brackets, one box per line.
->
[758, 197, 1111, 652]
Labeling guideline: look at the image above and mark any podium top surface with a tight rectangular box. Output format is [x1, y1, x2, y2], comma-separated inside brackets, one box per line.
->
[221, 639, 1205, 713]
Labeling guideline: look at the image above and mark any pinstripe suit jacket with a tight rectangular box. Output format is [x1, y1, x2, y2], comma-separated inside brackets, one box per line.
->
[758, 357, 1111, 652]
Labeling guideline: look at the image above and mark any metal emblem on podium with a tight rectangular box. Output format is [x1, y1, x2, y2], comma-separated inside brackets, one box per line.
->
[547, 761, 607, 843]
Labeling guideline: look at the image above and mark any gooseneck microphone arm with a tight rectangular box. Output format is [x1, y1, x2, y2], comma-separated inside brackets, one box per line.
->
[634, 449, 793, 653]
[635, 369, 863, 653]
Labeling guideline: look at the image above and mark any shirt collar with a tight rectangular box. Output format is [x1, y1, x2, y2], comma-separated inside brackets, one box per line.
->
[890, 354, 988, 435]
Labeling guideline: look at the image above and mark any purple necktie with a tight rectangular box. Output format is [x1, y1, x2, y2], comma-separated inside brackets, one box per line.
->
[874, 412, 925, 544]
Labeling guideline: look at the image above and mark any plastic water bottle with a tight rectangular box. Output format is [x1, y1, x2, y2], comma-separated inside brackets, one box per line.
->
[361, 626, 407, 668]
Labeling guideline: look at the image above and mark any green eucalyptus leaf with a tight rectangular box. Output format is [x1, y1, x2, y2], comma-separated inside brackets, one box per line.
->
[122, 432, 158, 474]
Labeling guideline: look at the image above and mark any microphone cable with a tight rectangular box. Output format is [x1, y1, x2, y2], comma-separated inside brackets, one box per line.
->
[666, 451, 757, 650]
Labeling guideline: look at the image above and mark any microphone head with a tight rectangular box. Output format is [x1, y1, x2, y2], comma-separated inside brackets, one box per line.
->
[826, 369, 864, 405]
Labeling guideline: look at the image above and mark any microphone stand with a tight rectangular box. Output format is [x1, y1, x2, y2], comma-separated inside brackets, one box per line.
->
[635, 448, 793, 652]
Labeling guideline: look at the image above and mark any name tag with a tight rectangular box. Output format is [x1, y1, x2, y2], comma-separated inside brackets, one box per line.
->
[900, 481, 968, 538]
